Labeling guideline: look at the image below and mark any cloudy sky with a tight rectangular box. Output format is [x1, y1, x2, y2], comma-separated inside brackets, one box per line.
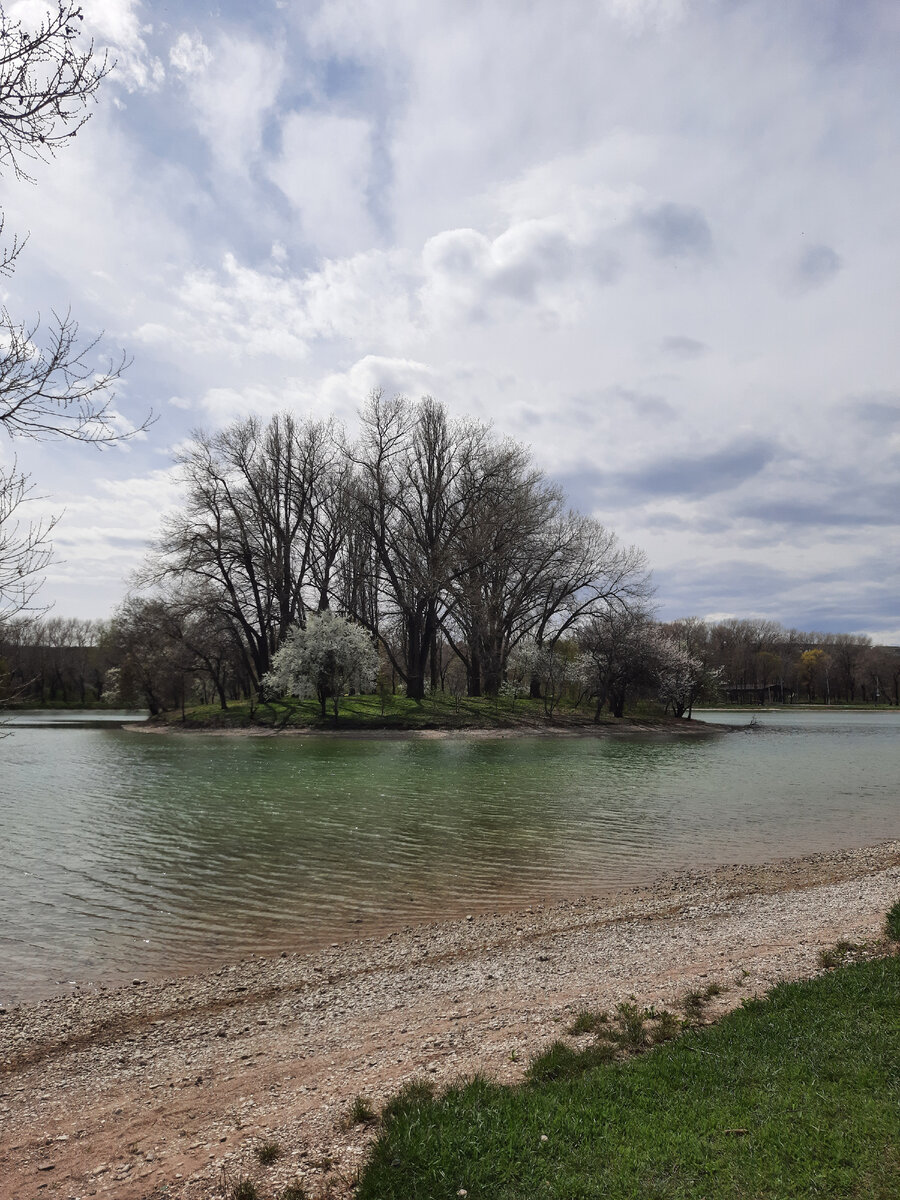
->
[4, 0, 899, 640]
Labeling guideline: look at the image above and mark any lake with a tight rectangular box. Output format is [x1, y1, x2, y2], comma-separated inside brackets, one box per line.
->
[1, 708, 897, 1004]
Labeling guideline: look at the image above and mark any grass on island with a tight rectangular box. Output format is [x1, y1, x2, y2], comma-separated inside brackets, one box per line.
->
[149, 693, 686, 732]
[356, 952, 900, 1200]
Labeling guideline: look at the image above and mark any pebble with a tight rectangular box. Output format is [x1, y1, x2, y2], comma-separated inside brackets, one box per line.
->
[2, 841, 899, 1200]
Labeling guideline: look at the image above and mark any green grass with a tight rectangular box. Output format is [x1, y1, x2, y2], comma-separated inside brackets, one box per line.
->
[150, 692, 698, 733]
[886, 901, 900, 943]
[357, 956, 900, 1199]
[2, 697, 114, 710]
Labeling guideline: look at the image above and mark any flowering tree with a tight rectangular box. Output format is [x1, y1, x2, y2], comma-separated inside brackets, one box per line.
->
[655, 637, 721, 718]
[508, 637, 583, 717]
[263, 611, 378, 719]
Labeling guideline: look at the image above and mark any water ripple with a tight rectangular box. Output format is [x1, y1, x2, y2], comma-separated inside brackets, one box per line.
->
[1, 710, 898, 1001]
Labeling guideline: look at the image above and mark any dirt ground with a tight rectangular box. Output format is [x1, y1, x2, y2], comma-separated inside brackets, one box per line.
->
[2, 840, 899, 1200]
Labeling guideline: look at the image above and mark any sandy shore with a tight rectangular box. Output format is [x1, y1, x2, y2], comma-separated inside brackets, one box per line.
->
[2, 840, 899, 1200]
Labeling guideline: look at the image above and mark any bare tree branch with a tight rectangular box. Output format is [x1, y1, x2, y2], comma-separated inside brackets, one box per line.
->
[0, 306, 143, 442]
[0, 461, 58, 622]
[0, 2, 110, 182]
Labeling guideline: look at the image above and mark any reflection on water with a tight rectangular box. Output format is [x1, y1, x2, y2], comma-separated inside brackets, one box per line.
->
[1, 709, 897, 1002]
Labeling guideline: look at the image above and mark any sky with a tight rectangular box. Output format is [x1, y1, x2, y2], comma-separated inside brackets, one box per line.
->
[3, 0, 899, 641]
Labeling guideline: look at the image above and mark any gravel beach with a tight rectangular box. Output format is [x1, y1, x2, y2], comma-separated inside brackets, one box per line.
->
[2, 839, 899, 1200]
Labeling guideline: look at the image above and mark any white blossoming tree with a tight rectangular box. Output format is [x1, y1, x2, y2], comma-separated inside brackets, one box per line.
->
[656, 636, 722, 719]
[263, 611, 379, 719]
[508, 637, 584, 717]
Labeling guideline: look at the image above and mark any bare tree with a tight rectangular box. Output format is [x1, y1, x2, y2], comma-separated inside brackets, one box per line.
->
[0, 463, 57, 622]
[0, 308, 131, 442]
[351, 392, 487, 700]
[445, 441, 650, 697]
[0, 1, 138, 446]
[160, 586, 245, 711]
[154, 413, 345, 686]
[579, 606, 660, 719]
[442, 437, 558, 696]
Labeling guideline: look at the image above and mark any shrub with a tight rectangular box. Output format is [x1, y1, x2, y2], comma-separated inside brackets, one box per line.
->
[819, 940, 866, 969]
[649, 1008, 682, 1044]
[347, 1095, 378, 1126]
[230, 1179, 259, 1200]
[255, 1139, 282, 1165]
[613, 1001, 648, 1049]
[566, 1009, 608, 1035]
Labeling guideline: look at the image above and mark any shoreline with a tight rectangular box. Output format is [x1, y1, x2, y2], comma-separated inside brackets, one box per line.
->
[2, 840, 899, 1199]
[125, 715, 728, 739]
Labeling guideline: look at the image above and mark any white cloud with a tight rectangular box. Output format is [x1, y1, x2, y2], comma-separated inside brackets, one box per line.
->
[311, 355, 437, 417]
[18, 464, 184, 618]
[86, 0, 164, 91]
[141, 245, 416, 365]
[8, 0, 900, 636]
[604, 0, 687, 32]
[193, 356, 437, 428]
[268, 111, 376, 256]
[169, 31, 212, 76]
[177, 33, 285, 173]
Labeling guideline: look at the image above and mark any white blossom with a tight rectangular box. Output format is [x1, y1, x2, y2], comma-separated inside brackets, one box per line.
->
[263, 611, 378, 718]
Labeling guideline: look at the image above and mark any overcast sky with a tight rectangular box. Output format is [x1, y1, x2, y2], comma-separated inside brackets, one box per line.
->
[4, 0, 898, 640]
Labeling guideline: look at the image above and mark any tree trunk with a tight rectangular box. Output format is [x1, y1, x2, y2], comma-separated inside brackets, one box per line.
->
[468, 649, 482, 697]
[429, 629, 440, 692]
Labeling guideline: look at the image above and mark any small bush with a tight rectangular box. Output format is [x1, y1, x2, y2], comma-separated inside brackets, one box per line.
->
[347, 1095, 378, 1126]
[649, 1008, 682, 1044]
[681, 982, 725, 1023]
[230, 1179, 260, 1200]
[566, 1009, 608, 1035]
[255, 1139, 282, 1166]
[613, 1001, 648, 1049]
[279, 1187, 308, 1200]
[886, 900, 900, 942]
[682, 989, 709, 1022]
[819, 940, 864, 970]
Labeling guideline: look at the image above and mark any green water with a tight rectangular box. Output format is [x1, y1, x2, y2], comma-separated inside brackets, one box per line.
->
[1, 709, 897, 1003]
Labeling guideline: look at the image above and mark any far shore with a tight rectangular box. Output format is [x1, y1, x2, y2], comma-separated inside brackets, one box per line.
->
[3, 839, 899, 1200]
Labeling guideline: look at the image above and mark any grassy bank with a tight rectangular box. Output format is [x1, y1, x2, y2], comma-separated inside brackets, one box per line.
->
[357, 951, 900, 1200]
[147, 694, 703, 733]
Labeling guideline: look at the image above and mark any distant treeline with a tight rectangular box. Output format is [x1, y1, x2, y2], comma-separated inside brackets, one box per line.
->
[1, 612, 896, 714]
